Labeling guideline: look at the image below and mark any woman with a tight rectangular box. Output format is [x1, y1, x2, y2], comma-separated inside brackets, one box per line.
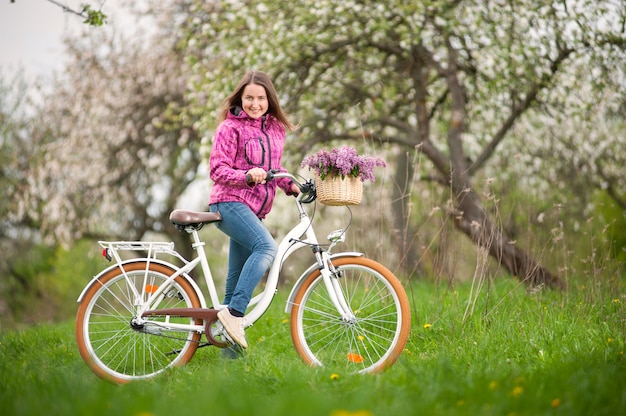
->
[209, 70, 299, 350]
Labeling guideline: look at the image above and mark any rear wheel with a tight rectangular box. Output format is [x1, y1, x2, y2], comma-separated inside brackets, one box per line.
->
[290, 257, 411, 374]
[75, 261, 202, 383]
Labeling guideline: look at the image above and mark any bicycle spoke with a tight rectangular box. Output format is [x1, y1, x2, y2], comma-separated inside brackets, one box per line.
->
[291, 257, 410, 374]
[76, 262, 202, 382]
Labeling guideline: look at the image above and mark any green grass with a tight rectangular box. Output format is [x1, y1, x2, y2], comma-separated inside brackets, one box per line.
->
[1, 278, 624, 416]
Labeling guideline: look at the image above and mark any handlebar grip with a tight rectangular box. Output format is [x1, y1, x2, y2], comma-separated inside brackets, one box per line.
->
[265, 169, 279, 181]
[246, 169, 280, 185]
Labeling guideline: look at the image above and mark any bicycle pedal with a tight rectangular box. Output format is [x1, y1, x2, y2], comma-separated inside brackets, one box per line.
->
[218, 327, 236, 347]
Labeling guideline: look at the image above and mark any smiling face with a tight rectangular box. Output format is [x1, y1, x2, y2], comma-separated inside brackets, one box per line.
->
[241, 83, 268, 119]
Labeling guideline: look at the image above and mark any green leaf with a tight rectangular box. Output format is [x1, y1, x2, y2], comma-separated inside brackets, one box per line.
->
[81, 4, 107, 27]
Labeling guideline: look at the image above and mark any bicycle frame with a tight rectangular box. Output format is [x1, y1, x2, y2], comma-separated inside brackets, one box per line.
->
[77, 173, 361, 334]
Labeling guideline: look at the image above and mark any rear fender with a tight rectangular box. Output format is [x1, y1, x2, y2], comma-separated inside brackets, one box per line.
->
[77, 258, 203, 306]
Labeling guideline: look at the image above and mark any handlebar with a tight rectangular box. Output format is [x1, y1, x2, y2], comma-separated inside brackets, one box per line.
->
[247, 169, 317, 204]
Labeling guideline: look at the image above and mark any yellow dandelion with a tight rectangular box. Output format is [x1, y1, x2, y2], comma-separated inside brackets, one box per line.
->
[423, 323, 432, 329]
[512, 386, 524, 397]
[330, 411, 373, 416]
[608, 338, 613, 343]
[330, 373, 340, 380]
[282, 319, 288, 324]
[551, 398, 561, 408]
[489, 381, 498, 390]
[357, 335, 365, 341]
[613, 299, 620, 304]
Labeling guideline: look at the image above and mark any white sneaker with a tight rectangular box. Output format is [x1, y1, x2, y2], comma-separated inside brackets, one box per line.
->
[217, 309, 248, 349]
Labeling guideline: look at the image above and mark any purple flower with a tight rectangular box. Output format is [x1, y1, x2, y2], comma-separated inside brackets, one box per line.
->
[301, 146, 386, 182]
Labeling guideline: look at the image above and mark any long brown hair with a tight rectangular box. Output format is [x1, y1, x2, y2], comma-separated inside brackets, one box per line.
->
[218, 70, 298, 132]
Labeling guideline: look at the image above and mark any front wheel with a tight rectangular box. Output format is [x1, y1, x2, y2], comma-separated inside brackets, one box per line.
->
[290, 257, 411, 374]
[75, 261, 203, 383]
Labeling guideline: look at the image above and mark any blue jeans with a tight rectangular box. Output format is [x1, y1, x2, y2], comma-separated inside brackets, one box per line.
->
[209, 202, 277, 314]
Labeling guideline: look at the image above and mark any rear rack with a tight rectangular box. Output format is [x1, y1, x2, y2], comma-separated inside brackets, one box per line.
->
[99, 241, 175, 253]
[98, 241, 186, 263]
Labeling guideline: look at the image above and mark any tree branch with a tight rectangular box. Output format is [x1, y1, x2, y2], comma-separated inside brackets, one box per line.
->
[43, 0, 108, 26]
[470, 46, 574, 175]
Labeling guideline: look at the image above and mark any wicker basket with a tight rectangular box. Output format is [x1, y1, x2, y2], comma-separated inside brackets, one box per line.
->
[315, 173, 363, 206]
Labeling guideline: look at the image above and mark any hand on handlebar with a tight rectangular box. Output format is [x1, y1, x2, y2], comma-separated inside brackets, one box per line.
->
[246, 168, 269, 185]
[290, 183, 301, 195]
[245, 170, 314, 202]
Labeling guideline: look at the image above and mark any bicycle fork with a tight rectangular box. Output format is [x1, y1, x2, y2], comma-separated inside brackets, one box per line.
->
[316, 251, 357, 323]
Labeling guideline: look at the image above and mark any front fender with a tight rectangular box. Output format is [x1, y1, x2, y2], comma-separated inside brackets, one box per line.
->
[76, 258, 203, 307]
[284, 252, 363, 313]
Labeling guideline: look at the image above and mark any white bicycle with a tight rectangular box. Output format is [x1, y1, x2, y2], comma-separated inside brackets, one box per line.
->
[75, 171, 411, 384]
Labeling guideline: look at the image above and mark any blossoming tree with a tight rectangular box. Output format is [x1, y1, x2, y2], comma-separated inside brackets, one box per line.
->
[180, 0, 625, 288]
[5, 0, 624, 293]
[8, 25, 203, 260]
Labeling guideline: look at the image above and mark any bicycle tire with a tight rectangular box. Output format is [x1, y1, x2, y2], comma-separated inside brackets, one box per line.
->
[75, 261, 202, 383]
[290, 257, 410, 374]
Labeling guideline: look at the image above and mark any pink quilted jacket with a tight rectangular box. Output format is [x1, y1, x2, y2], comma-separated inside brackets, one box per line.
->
[208, 108, 295, 219]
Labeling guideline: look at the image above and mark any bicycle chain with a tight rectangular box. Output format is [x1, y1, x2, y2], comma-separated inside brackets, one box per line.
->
[136, 322, 227, 354]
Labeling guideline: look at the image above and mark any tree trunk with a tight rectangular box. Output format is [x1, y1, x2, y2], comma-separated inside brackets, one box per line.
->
[450, 182, 565, 290]
[416, 37, 566, 290]
[390, 150, 421, 277]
